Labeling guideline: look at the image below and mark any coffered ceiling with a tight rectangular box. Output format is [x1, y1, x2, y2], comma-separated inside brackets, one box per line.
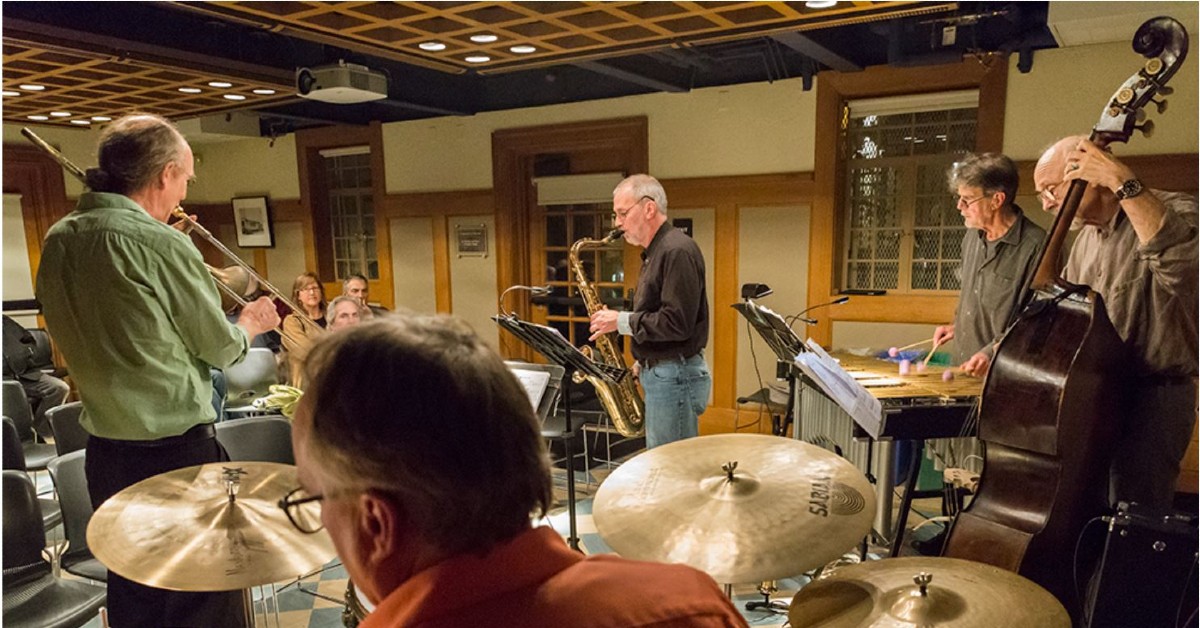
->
[2, 1, 1057, 136]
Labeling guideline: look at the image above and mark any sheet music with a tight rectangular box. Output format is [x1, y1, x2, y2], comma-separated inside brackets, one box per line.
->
[509, 368, 551, 412]
[795, 339, 883, 438]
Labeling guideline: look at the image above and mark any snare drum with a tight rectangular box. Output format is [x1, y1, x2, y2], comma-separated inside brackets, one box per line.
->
[343, 581, 376, 627]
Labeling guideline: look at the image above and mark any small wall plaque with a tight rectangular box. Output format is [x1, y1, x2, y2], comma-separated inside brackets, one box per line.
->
[456, 224, 488, 257]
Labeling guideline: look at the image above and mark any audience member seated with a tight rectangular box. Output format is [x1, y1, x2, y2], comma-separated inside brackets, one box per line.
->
[342, 273, 388, 317]
[286, 314, 747, 628]
[326, 296, 366, 331]
[281, 272, 327, 388]
[2, 315, 69, 439]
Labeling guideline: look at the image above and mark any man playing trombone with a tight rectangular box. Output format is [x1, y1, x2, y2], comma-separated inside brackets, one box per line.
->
[36, 113, 279, 627]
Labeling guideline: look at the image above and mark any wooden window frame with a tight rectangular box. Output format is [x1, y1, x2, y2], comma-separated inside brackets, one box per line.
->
[806, 59, 1008, 346]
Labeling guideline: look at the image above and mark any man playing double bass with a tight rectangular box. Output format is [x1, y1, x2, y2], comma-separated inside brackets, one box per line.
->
[36, 113, 280, 627]
[1035, 136, 1198, 512]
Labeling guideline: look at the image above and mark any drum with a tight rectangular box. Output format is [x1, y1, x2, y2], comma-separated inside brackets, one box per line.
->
[342, 581, 376, 627]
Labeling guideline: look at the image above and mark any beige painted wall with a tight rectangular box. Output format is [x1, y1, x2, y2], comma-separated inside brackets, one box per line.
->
[736, 205, 810, 399]
[188, 135, 300, 203]
[447, 214, 499, 348]
[389, 217, 438, 315]
[1003, 38, 1199, 160]
[380, 80, 817, 192]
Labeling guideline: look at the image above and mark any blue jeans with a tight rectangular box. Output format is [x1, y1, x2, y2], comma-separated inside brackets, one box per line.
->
[640, 354, 711, 449]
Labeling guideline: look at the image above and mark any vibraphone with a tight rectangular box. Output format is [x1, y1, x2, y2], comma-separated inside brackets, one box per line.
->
[791, 352, 982, 547]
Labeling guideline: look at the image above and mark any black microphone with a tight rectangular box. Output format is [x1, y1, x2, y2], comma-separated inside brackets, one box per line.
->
[792, 296, 850, 325]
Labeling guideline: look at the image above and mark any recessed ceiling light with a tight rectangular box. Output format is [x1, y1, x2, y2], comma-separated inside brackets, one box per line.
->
[464, 55, 491, 64]
[805, 0, 838, 7]
[2, 90, 20, 97]
[470, 34, 498, 43]
[223, 94, 247, 101]
[252, 88, 276, 95]
[50, 111, 72, 117]
[179, 87, 203, 94]
[510, 45, 537, 54]
[28, 115, 49, 121]
[208, 81, 233, 88]
[19, 84, 46, 91]
[91, 116, 112, 121]
[70, 119, 91, 125]
[419, 41, 447, 51]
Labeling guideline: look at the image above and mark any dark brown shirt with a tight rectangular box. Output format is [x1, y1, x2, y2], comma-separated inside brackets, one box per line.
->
[627, 223, 709, 362]
[952, 207, 1046, 363]
[1065, 190, 1198, 377]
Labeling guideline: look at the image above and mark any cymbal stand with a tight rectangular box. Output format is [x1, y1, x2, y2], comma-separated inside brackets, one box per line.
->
[744, 580, 789, 614]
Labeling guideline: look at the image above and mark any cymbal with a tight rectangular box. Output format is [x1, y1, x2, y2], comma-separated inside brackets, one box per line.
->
[593, 433, 875, 583]
[788, 556, 1070, 627]
[88, 462, 337, 591]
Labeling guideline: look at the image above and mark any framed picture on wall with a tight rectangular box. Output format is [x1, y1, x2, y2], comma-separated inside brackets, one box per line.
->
[232, 196, 273, 248]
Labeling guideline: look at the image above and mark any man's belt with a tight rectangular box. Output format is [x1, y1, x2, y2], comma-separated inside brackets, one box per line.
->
[640, 353, 700, 369]
[90, 422, 217, 448]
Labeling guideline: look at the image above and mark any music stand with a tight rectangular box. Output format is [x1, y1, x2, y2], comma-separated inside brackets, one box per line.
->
[732, 301, 806, 437]
[494, 314, 628, 551]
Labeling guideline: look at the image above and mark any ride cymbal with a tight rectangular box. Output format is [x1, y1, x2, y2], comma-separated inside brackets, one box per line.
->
[788, 556, 1070, 627]
[88, 462, 336, 591]
[593, 433, 875, 583]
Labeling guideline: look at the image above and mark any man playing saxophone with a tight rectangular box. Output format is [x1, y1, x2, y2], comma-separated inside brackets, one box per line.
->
[36, 113, 279, 627]
[589, 174, 711, 448]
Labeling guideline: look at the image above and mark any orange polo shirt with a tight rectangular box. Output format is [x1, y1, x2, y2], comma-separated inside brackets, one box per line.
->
[360, 525, 748, 627]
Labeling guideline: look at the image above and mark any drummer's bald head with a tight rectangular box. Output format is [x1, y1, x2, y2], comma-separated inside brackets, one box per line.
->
[300, 313, 553, 555]
[86, 113, 189, 196]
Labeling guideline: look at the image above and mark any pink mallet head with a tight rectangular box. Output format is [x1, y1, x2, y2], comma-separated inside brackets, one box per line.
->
[888, 347, 899, 358]
[898, 359, 912, 375]
[942, 370, 955, 382]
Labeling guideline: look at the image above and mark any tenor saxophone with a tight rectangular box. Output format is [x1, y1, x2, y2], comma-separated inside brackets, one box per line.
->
[569, 229, 646, 438]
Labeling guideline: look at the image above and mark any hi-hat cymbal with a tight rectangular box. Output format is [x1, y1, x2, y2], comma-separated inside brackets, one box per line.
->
[88, 462, 337, 591]
[593, 433, 875, 583]
[788, 556, 1070, 627]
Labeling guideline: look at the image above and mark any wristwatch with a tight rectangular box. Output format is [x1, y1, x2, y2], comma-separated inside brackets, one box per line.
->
[1115, 178, 1144, 201]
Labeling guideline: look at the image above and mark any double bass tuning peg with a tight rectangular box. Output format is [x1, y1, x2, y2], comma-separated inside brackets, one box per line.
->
[1134, 119, 1155, 138]
[1150, 97, 1168, 114]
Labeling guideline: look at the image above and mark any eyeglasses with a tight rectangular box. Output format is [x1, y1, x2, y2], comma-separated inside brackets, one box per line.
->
[1037, 185, 1061, 205]
[955, 195, 986, 208]
[278, 487, 325, 534]
[613, 195, 653, 221]
[299, 286, 322, 293]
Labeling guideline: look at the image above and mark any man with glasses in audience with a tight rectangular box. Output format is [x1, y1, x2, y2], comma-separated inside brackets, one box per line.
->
[282, 315, 747, 627]
[588, 174, 711, 449]
[933, 153, 1046, 378]
[1035, 136, 1197, 512]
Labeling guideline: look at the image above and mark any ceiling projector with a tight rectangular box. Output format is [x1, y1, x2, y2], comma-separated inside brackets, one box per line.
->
[296, 61, 387, 104]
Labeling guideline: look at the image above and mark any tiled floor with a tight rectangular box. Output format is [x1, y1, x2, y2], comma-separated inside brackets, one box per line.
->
[67, 465, 946, 628]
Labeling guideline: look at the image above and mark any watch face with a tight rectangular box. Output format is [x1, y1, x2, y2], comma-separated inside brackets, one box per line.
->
[1119, 179, 1143, 200]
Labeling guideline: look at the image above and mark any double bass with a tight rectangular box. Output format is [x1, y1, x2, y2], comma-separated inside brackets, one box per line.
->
[943, 16, 1188, 623]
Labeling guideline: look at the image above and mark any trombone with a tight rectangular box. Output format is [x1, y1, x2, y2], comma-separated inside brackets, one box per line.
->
[19, 127, 321, 343]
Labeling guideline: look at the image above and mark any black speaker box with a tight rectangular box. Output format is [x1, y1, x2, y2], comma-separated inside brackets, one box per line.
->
[1087, 502, 1198, 628]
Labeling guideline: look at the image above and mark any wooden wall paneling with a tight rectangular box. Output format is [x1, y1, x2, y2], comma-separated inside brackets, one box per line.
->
[432, 216, 452, 313]
[380, 188, 494, 315]
[2, 145, 70, 295]
[807, 59, 1009, 346]
[491, 117, 649, 360]
[664, 173, 812, 424]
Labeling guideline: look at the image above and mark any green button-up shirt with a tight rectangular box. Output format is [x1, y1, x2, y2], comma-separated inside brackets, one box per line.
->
[36, 192, 249, 440]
